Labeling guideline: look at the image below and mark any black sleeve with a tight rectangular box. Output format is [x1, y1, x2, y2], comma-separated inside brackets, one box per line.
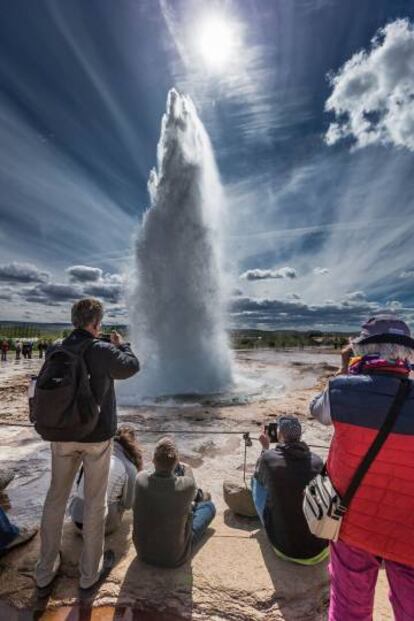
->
[93, 342, 140, 380]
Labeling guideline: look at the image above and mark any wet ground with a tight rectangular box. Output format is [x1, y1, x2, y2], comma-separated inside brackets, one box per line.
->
[0, 350, 336, 527]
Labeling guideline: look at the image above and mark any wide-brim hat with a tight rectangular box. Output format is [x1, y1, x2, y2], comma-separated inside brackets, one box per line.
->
[353, 315, 414, 350]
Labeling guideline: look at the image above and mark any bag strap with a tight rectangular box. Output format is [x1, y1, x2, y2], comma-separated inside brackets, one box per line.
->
[337, 378, 411, 514]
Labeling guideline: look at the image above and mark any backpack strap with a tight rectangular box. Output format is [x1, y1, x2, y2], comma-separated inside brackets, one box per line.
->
[337, 378, 411, 515]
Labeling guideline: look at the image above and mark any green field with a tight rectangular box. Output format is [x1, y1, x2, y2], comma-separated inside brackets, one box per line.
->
[0, 322, 352, 351]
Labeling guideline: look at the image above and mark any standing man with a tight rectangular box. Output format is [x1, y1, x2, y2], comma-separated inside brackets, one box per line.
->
[34, 298, 140, 595]
[310, 315, 414, 621]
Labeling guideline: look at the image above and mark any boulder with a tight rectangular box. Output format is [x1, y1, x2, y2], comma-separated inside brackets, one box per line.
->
[223, 479, 258, 518]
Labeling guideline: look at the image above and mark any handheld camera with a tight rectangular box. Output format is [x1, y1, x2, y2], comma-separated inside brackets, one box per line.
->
[264, 420, 279, 443]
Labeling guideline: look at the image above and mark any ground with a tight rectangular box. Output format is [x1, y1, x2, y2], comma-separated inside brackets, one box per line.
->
[0, 350, 393, 620]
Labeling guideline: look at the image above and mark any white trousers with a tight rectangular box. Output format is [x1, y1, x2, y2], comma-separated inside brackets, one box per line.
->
[35, 440, 112, 589]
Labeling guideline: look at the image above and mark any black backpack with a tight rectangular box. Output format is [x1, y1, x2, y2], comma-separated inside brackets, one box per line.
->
[31, 339, 100, 441]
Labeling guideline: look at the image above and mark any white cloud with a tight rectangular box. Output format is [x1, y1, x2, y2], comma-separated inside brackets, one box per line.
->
[344, 290, 367, 302]
[67, 265, 103, 283]
[400, 269, 414, 279]
[325, 19, 414, 151]
[240, 266, 297, 281]
[231, 294, 380, 329]
[313, 267, 329, 276]
[24, 282, 81, 304]
[0, 262, 50, 284]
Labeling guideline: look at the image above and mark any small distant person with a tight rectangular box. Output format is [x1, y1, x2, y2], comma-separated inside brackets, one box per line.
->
[0, 506, 37, 553]
[133, 437, 216, 567]
[15, 340, 22, 361]
[38, 341, 44, 359]
[310, 315, 414, 621]
[252, 415, 329, 565]
[34, 298, 140, 595]
[1, 339, 9, 362]
[27, 341, 33, 360]
[70, 425, 143, 534]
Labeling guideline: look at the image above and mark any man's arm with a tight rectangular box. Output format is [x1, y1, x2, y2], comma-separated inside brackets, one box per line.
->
[309, 388, 332, 425]
[254, 429, 271, 486]
[94, 340, 140, 380]
[121, 461, 137, 510]
[177, 463, 196, 492]
[106, 343, 140, 379]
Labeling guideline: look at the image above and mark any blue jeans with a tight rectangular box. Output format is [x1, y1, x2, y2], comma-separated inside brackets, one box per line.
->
[192, 501, 216, 548]
[251, 477, 267, 525]
[0, 507, 19, 549]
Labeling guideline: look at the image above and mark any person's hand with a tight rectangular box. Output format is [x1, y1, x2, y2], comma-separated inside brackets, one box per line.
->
[259, 429, 270, 450]
[336, 343, 354, 375]
[110, 330, 124, 347]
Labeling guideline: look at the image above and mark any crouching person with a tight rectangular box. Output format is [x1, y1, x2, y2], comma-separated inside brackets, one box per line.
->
[70, 425, 143, 534]
[133, 437, 215, 567]
[252, 415, 329, 565]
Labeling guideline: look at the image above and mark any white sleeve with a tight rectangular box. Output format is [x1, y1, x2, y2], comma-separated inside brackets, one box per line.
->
[309, 388, 332, 426]
[107, 456, 127, 504]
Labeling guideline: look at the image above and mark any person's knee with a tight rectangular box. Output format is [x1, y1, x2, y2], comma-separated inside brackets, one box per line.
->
[207, 500, 216, 517]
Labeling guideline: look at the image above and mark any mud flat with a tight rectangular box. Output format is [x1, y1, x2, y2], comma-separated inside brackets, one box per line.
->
[0, 350, 393, 619]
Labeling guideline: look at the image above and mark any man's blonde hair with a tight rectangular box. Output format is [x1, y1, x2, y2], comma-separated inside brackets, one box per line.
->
[71, 298, 104, 329]
[153, 436, 179, 473]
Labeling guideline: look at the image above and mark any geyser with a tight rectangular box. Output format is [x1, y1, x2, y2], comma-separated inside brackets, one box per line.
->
[124, 89, 233, 399]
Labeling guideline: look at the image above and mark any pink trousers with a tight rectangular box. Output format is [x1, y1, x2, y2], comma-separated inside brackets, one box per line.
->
[329, 540, 414, 621]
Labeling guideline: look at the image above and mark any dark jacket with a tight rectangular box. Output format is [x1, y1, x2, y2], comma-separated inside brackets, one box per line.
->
[255, 442, 327, 559]
[61, 329, 139, 442]
[133, 466, 196, 567]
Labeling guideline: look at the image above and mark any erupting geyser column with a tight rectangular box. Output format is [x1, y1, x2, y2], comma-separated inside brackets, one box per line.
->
[127, 89, 233, 398]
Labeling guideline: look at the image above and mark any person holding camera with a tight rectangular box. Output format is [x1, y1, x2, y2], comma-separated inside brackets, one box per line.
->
[133, 436, 216, 567]
[252, 415, 328, 564]
[310, 315, 414, 621]
[34, 298, 140, 595]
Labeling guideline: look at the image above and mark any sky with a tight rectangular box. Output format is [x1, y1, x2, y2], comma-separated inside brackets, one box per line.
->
[1, 0, 414, 330]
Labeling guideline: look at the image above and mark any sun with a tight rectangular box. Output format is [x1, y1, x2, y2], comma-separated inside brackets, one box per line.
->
[196, 14, 239, 70]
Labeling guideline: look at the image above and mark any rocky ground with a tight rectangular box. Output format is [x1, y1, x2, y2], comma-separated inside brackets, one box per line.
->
[0, 351, 393, 620]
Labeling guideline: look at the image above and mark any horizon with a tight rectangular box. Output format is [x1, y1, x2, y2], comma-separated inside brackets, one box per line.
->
[1, 1, 414, 331]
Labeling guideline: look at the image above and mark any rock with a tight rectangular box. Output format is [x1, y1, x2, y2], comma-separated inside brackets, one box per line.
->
[223, 479, 258, 517]
[0, 469, 14, 492]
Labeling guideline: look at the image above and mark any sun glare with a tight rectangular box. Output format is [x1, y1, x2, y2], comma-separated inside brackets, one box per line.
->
[196, 15, 238, 70]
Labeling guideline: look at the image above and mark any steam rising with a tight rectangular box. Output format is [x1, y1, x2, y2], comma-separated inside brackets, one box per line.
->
[124, 89, 233, 399]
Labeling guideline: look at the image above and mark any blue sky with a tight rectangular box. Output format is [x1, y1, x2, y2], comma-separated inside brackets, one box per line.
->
[1, 0, 414, 329]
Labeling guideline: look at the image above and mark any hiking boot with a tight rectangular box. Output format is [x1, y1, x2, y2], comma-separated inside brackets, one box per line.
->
[3, 526, 37, 552]
[79, 549, 115, 597]
[0, 469, 15, 492]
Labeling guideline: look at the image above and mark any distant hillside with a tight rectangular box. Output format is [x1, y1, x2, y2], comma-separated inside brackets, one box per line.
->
[0, 322, 354, 349]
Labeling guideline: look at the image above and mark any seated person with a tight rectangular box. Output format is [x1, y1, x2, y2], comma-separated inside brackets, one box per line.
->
[70, 425, 143, 534]
[0, 506, 37, 553]
[133, 436, 215, 567]
[252, 415, 329, 565]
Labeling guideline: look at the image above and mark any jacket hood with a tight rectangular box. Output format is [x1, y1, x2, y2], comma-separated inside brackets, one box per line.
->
[276, 441, 311, 460]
